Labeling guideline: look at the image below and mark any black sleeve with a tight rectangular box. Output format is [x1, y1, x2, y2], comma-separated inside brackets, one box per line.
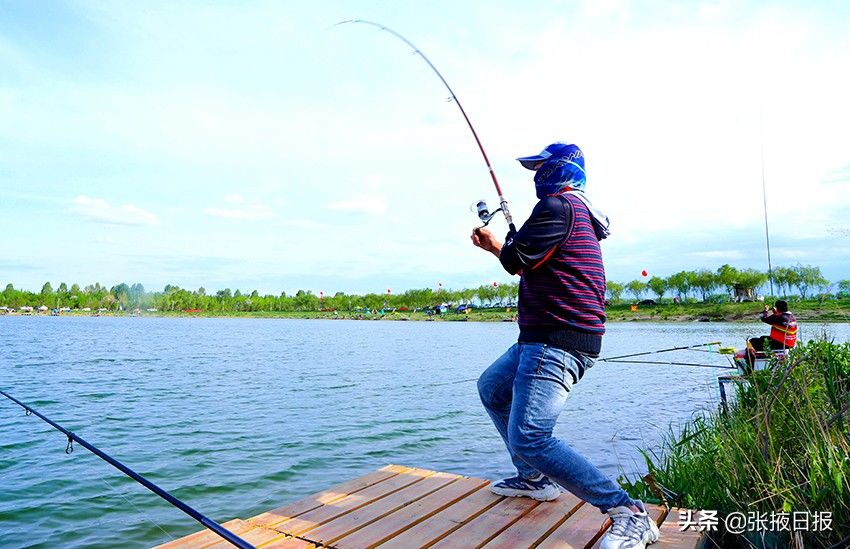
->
[499, 196, 573, 275]
[761, 312, 788, 326]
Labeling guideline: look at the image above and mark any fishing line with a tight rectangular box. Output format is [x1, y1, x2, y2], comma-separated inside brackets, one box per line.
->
[100, 474, 175, 541]
[336, 19, 516, 232]
[420, 341, 733, 386]
[0, 389, 255, 549]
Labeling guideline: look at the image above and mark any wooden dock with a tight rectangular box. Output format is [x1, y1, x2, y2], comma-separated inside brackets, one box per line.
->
[157, 465, 703, 549]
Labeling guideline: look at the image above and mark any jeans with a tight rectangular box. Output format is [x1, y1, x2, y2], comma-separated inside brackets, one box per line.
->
[478, 342, 635, 513]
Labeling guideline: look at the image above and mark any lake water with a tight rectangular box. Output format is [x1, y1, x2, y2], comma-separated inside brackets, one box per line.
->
[1, 317, 847, 548]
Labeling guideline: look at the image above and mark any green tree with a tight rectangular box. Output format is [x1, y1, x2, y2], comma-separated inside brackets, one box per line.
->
[793, 264, 828, 299]
[716, 264, 739, 296]
[771, 266, 799, 298]
[129, 283, 146, 308]
[625, 280, 647, 302]
[111, 283, 131, 310]
[293, 290, 319, 311]
[477, 284, 498, 306]
[691, 269, 719, 302]
[606, 280, 624, 303]
[216, 288, 232, 300]
[666, 271, 692, 300]
[647, 276, 667, 301]
[736, 269, 768, 295]
[40, 281, 53, 295]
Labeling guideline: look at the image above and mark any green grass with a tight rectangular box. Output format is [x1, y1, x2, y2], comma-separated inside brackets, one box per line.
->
[606, 298, 850, 323]
[619, 338, 850, 547]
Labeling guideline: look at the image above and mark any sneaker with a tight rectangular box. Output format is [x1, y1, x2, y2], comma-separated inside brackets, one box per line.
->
[489, 474, 561, 501]
[599, 501, 660, 549]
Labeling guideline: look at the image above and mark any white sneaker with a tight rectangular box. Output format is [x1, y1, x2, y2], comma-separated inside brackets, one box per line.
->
[488, 474, 561, 501]
[599, 501, 660, 549]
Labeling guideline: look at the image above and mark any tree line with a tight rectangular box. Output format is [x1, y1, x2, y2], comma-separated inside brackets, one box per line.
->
[2, 263, 847, 313]
[0, 281, 520, 313]
[606, 264, 844, 303]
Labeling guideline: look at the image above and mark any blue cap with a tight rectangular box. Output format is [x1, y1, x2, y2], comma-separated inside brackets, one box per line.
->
[517, 142, 584, 171]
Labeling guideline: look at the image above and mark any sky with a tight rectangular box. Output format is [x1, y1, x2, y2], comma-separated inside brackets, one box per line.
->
[1, 0, 849, 295]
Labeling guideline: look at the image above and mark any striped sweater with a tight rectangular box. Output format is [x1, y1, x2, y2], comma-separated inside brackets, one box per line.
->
[499, 192, 606, 355]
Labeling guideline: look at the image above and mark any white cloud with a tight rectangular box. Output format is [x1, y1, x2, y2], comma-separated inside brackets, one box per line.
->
[324, 193, 387, 215]
[71, 195, 158, 226]
[205, 194, 275, 220]
[205, 203, 274, 220]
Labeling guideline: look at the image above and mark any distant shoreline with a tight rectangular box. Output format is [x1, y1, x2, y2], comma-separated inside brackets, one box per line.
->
[4, 301, 849, 323]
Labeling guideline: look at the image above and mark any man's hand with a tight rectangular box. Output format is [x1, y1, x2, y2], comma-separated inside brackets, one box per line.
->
[471, 227, 502, 258]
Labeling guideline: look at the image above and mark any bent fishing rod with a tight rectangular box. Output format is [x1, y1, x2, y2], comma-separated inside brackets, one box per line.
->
[0, 389, 255, 549]
[337, 19, 516, 233]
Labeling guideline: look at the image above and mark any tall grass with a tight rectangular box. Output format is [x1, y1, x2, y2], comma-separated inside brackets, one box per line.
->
[620, 337, 850, 548]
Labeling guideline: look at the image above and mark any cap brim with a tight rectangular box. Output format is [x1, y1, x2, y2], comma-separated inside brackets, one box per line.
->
[516, 153, 550, 170]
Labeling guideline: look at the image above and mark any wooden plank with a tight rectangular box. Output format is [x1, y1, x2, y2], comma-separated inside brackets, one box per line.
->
[154, 519, 252, 549]
[536, 499, 607, 549]
[269, 467, 438, 535]
[657, 508, 704, 549]
[428, 495, 540, 549]
[481, 494, 584, 549]
[250, 465, 408, 528]
[203, 526, 288, 549]
[306, 471, 461, 545]
[334, 476, 490, 549]
[377, 485, 502, 548]
[586, 504, 666, 549]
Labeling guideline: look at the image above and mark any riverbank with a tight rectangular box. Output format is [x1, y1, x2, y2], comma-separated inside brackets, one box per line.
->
[605, 299, 850, 323]
[619, 337, 850, 547]
[5, 299, 849, 323]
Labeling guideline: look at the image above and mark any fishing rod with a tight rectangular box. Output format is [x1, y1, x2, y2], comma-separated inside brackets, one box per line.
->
[598, 341, 723, 362]
[759, 109, 775, 297]
[603, 359, 734, 370]
[0, 389, 255, 549]
[428, 341, 733, 386]
[337, 19, 516, 233]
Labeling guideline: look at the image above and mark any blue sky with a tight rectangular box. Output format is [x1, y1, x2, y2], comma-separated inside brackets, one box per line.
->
[2, 0, 849, 295]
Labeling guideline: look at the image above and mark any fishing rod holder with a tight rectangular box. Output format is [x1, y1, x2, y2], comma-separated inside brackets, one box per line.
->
[472, 199, 502, 228]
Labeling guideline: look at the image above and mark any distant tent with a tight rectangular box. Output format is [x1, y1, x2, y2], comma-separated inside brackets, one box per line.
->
[734, 285, 756, 301]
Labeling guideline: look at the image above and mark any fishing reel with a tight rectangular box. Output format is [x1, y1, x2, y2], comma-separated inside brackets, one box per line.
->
[470, 199, 503, 228]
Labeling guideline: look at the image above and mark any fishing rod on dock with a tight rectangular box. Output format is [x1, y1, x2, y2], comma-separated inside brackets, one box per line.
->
[336, 19, 516, 233]
[0, 389, 256, 549]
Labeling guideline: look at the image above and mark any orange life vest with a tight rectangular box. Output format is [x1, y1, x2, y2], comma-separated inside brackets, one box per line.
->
[769, 321, 798, 348]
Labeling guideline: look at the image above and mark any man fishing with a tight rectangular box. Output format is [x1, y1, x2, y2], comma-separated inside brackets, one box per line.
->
[746, 299, 798, 367]
[471, 142, 659, 549]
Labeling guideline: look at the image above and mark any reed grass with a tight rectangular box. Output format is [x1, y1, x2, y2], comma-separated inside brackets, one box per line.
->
[619, 337, 850, 548]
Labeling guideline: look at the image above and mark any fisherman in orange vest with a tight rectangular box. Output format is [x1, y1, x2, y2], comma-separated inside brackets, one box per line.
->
[746, 299, 798, 368]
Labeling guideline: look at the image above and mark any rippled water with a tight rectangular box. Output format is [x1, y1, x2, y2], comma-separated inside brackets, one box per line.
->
[1, 317, 847, 548]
